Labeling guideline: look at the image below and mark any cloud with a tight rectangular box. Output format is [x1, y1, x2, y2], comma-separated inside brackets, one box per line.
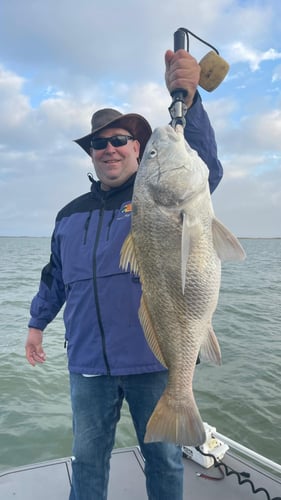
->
[226, 42, 281, 71]
[212, 164, 281, 238]
[0, 66, 30, 130]
[205, 97, 281, 157]
[0, 0, 276, 85]
[0, 0, 281, 237]
[272, 64, 281, 82]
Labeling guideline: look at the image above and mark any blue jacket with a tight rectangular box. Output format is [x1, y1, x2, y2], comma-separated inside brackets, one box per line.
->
[29, 95, 223, 375]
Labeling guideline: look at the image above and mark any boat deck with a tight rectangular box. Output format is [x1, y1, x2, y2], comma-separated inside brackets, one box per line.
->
[0, 446, 280, 499]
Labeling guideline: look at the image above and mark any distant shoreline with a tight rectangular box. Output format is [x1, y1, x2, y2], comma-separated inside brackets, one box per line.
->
[1, 235, 281, 240]
[238, 237, 281, 240]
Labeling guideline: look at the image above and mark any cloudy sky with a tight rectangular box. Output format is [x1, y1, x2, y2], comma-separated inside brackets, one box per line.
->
[0, 0, 280, 237]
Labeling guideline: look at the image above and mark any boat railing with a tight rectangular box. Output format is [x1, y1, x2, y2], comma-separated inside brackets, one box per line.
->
[213, 431, 281, 477]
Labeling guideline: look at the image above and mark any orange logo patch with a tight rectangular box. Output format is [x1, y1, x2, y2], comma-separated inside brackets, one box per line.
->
[120, 203, 132, 214]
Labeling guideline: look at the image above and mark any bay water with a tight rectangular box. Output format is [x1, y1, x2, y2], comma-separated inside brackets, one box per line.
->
[0, 237, 280, 471]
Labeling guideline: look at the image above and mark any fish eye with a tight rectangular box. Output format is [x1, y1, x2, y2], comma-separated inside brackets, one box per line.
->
[149, 149, 157, 158]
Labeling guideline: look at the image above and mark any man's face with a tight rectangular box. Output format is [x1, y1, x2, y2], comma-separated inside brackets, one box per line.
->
[90, 127, 140, 190]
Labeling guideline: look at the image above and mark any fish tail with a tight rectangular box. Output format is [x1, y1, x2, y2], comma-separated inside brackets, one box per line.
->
[144, 391, 206, 447]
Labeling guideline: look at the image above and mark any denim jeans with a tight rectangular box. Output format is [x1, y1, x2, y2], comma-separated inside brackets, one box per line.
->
[69, 371, 183, 500]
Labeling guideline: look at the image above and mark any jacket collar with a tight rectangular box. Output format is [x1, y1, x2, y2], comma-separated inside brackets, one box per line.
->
[90, 172, 136, 198]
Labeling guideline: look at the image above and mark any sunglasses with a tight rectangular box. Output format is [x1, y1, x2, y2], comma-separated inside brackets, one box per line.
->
[90, 134, 134, 150]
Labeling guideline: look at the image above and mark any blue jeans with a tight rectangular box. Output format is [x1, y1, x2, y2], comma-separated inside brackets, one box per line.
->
[69, 371, 183, 500]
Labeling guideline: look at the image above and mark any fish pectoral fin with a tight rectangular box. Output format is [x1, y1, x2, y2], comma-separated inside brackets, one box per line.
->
[181, 212, 202, 294]
[181, 211, 190, 295]
[212, 218, 246, 261]
[120, 232, 139, 274]
[200, 326, 222, 365]
[139, 295, 167, 368]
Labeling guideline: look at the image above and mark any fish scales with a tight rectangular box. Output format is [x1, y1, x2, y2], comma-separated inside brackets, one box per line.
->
[120, 125, 246, 446]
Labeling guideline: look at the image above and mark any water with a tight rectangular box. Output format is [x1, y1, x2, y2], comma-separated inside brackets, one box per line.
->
[0, 237, 280, 471]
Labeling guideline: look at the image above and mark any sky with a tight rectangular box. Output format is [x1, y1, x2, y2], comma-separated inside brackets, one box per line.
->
[0, 0, 280, 238]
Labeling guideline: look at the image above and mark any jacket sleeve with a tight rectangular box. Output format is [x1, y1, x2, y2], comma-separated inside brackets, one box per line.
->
[28, 229, 66, 331]
[184, 91, 223, 193]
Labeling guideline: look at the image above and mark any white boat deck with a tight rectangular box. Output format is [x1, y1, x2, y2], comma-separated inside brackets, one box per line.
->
[0, 446, 280, 499]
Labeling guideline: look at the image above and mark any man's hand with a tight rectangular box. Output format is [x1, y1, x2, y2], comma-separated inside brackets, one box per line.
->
[165, 49, 201, 109]
[25, 328, 46, 366]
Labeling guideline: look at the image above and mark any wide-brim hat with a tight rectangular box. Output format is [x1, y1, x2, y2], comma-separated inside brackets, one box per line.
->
[74, 108, 152, 160]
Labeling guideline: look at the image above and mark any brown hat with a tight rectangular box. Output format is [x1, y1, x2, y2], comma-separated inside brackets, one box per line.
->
[74, 108, 152, 159]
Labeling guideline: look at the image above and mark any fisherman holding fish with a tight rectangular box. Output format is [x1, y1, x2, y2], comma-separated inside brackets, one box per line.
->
[25, 49, 224, 500]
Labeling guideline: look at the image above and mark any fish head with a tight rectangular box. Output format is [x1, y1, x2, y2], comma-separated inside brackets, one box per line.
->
[137, 125, 209, 207]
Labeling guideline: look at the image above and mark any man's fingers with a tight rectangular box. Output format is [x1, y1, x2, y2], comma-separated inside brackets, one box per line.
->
[25, 346, 46, 365]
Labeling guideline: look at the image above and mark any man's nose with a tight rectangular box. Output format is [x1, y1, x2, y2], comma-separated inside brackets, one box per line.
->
[104, 141, 116, 152]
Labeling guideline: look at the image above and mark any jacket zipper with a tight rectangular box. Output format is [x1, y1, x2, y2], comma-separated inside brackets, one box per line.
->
[92, 202, 111, 375]
[106, 209, 115, 241]
[83, 210, 93, 244]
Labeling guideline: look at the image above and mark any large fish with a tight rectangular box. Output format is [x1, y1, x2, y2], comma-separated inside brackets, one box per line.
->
[120, 125, 245, 446]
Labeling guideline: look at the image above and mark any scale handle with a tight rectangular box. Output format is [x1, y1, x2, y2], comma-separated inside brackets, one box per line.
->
[169, 29, 188, 127]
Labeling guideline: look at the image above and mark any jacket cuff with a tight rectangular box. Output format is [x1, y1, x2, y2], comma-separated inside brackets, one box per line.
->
[28, 318, 48, 331]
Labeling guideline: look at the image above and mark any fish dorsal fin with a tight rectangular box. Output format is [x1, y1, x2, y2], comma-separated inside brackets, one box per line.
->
[200, 325, 222, 365]
[139, 295, 168, 368]
[120, 232, 139, 274]
[212, 218, 246, 261]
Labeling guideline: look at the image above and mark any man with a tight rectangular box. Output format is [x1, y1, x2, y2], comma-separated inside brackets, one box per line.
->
[25, 49, 223, 500]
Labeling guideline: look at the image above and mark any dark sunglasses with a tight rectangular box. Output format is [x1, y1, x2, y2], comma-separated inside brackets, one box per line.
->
[90, 134, 134, 150]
